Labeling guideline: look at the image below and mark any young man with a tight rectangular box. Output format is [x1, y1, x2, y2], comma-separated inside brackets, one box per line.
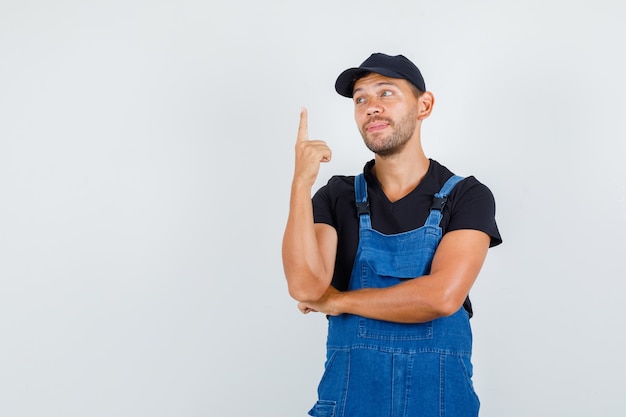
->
[282, 53, 502, 417]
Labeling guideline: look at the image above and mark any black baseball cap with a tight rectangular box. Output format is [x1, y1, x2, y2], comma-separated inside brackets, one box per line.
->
[335, 53, 426, 98]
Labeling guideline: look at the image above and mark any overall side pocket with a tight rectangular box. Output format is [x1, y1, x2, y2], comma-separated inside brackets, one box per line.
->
[308, 400, 336, 417]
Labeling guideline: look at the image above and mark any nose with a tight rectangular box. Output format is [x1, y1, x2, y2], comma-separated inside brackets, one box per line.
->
[366, 99, 382, 116]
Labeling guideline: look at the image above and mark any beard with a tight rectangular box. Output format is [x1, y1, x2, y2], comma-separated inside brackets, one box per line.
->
[359, 108, 418, 157]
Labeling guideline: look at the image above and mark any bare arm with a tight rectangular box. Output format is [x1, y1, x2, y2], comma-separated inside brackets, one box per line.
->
[298, 229, 491, 323]
[282, 108, 337, 302]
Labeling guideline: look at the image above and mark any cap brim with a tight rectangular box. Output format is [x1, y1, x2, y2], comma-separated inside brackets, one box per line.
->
[335, 66, 406, 98]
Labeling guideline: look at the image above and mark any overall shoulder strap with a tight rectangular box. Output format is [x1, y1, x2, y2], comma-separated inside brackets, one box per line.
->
[430, 175, 464, 211]
[354, 173, 372, 229]
[425, 175, 465, 227]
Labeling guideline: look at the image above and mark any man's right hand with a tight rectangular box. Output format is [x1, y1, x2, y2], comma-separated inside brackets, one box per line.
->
[293, 107, 332, 188]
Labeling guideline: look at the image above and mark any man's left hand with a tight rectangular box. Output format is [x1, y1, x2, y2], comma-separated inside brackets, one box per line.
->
[297, 286, 342, 316]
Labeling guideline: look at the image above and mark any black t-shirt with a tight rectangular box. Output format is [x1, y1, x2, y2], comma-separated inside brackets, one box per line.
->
[312, 159, 502, 317]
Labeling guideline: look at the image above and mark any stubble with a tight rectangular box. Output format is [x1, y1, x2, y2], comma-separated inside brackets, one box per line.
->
[359, 107, 419, 157]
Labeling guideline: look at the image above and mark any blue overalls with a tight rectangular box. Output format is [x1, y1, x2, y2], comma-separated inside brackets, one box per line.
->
[309, 173, 479, 417]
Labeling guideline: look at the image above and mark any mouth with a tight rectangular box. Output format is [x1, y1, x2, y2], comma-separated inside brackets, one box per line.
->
[365, 120, 390, 132]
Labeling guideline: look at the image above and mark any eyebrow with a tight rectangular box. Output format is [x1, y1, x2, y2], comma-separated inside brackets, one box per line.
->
[353, 81, 399, 95]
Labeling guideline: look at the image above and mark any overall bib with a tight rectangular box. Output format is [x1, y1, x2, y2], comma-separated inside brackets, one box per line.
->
[309, 174, 479, 417]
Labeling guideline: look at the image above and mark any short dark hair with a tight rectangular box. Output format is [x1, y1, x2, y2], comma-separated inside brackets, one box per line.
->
[408, 82, 424, 100]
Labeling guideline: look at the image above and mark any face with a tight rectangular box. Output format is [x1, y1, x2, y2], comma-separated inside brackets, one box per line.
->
[352, 73, 421, 157]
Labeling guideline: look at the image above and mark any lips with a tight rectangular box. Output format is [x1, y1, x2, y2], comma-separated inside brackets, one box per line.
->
[366, 121, 390, 132]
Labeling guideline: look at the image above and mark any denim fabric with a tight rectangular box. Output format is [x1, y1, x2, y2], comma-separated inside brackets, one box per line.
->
[309, 174, 479, 417]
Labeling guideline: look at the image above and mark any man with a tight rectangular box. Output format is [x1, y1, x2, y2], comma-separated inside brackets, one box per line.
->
[282, 53, 502, 417]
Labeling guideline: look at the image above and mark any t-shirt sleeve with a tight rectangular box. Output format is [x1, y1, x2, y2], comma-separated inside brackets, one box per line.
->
[447, 177, 502, 247]
[312, 180, 337, 228]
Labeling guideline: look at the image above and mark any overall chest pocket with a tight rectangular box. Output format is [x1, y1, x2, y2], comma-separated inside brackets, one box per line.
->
[359, 226, 442, 282]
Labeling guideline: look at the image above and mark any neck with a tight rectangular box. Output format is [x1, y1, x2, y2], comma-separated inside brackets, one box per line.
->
[372, 140, 429, 203]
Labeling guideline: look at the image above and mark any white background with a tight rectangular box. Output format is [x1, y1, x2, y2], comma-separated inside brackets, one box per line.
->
[1, 1, 625, 416]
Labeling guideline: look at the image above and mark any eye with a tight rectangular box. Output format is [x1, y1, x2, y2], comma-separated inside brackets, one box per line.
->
[381, 90, 393, 97]
[355, 96, 366, 104]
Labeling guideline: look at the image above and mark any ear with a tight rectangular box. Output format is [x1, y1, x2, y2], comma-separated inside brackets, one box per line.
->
[417, 91, 434, 120]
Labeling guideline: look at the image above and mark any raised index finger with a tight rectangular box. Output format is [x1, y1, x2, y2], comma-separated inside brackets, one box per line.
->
[297, 107, 309, 142]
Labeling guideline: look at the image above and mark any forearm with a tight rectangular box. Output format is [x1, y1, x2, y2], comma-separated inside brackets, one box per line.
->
[282, 182, 333, 302]
[304, 230, 490, 322]
[333, 276, 458, 323]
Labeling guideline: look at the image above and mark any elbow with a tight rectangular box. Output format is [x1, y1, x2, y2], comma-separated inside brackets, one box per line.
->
[283, 263, 332, 302]
[429, 292, 467, 318]
[287, 281, 327, 303]
[435, 302, 463, 318]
